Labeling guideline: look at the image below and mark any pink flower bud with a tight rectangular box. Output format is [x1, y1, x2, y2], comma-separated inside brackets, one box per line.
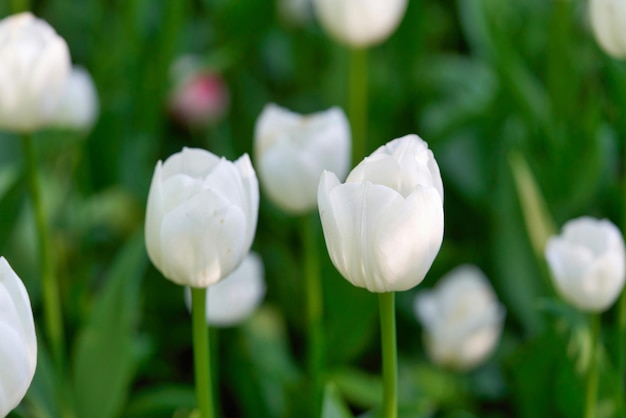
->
[169, 70, 229, 128]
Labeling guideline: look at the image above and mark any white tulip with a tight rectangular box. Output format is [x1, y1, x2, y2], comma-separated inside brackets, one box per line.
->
[318, 134, 444, 293]
[254, 104, 351, 214]
[53, 66, 99, 131]
[589, 0, 626, 58]
[0, 12, 71, 132]
[184, 252, 266, 327]
[545, 217, 626, 312]
[0, 257, 37, 416]
[414, 265, 504, 371]
[145, 147, 259, 288]
[313, 0, 408, 47]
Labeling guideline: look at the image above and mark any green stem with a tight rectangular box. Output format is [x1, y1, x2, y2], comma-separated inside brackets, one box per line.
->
[192, 287, 215, 418]
[379, 292, 397, 418]
[21, 134, 65, 371]
[349, 47, 368, 166]
[618, 286, 626, 418]
[301, 214, 324, 417]
[11, 0, 29, 12]
[585, 314, 600, 418]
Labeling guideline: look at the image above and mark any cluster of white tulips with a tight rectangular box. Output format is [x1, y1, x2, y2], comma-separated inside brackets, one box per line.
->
[3, 0, 626, 417]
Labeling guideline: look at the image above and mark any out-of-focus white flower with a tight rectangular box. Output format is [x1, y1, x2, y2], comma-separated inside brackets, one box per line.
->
[414, 265, 504, 371]
[545, 217, 626, 312]
[145, 147, 259, 288]
[168, 54, 229, 128]
[589, 0, 626, 58]
[318, 134, 443, 293]
[0, 12, 71, 132]
[313, 0, 408, 47]
[0, 257, 37, 416]
[277, 0, 313, 26]
[53, 65, 99, 131]
[184, 252, 265, 326]
[255, 104, 351, 214]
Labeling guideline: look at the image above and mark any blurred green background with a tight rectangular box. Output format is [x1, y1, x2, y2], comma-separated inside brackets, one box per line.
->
[2, 0, 625, 417]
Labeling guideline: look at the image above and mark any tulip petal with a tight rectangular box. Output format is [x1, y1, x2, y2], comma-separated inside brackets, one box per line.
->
[161, 147, 221, 179]
[235, 153, 259, 249]
[259, 135, 321, 212]
[0, 257, 37, 416]
[373, 185, 444, 291]
[159, 189, 248, 287]
[254, 103, 302, 155]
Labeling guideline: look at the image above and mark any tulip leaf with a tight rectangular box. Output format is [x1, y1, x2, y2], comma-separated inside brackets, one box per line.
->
[122, 385, 196, 417]
[225, 306, 301, 418]
[329, 367, 382, 409]
[508, 151, 556, 260]
[322, 383, 354, 418]
[72, 231, 147, 418]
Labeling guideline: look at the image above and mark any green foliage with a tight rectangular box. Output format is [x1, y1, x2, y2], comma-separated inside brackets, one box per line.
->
[3, 0, 626, 416]
[72, 232, 147, 418]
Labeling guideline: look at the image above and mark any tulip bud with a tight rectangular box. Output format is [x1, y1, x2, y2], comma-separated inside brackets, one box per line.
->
[184, 252, 266, 326]
[0, 257, 37, 416]
[0, 12, 71, 132]
[168, 55, 229, 128]
[545, 217, 626, 312]
[313, 0, 408, 47]
[414, 265, 505, 371]
[145, 147, 259, 288]
[318, 134, 444, 293]
[53, 66, 99, 131]
[255, 104, 351, 214]
[589, 0, 626, 59]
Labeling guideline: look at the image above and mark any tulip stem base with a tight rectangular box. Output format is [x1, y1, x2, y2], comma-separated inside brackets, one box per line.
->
[349, 47, 368, 166]
[379, 292, 397, 418]
[301, 214, 324, 416]
[585, 314, 600, 418]
[21, 134, 65, 371]
[192, 287, 215, 418]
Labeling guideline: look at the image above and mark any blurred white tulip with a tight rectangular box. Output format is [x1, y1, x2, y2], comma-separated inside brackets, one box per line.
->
[546, 217, 626, 312]
[255, 104, 351, 214]
[53, 66, 99, 131]
[184, 252, 266, 326]
[0, 12, 71, 132]
[145, 147, 259, 287]
[0, 257, 37, 416]
[414, 265, 504, 370]
[318, 134, 443, 293]
[313, 0, 408, 47]
[589, 0, 626, 58]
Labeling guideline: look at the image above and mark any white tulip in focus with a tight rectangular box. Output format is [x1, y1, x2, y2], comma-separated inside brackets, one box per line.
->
[0, 12, 71, 132]
[313, 0, 408, 47]
[255, 104, 351, 214]
[184, 252, 266, 326]
[53, 66, 99, 131]
[0, 257, 37, 416]
[589, 0, 626, 58]
[318, 134, 444, 293]
[414, 265, 504, 371]
[145, 147, 259, 288]
[545, 217, 626, 312]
